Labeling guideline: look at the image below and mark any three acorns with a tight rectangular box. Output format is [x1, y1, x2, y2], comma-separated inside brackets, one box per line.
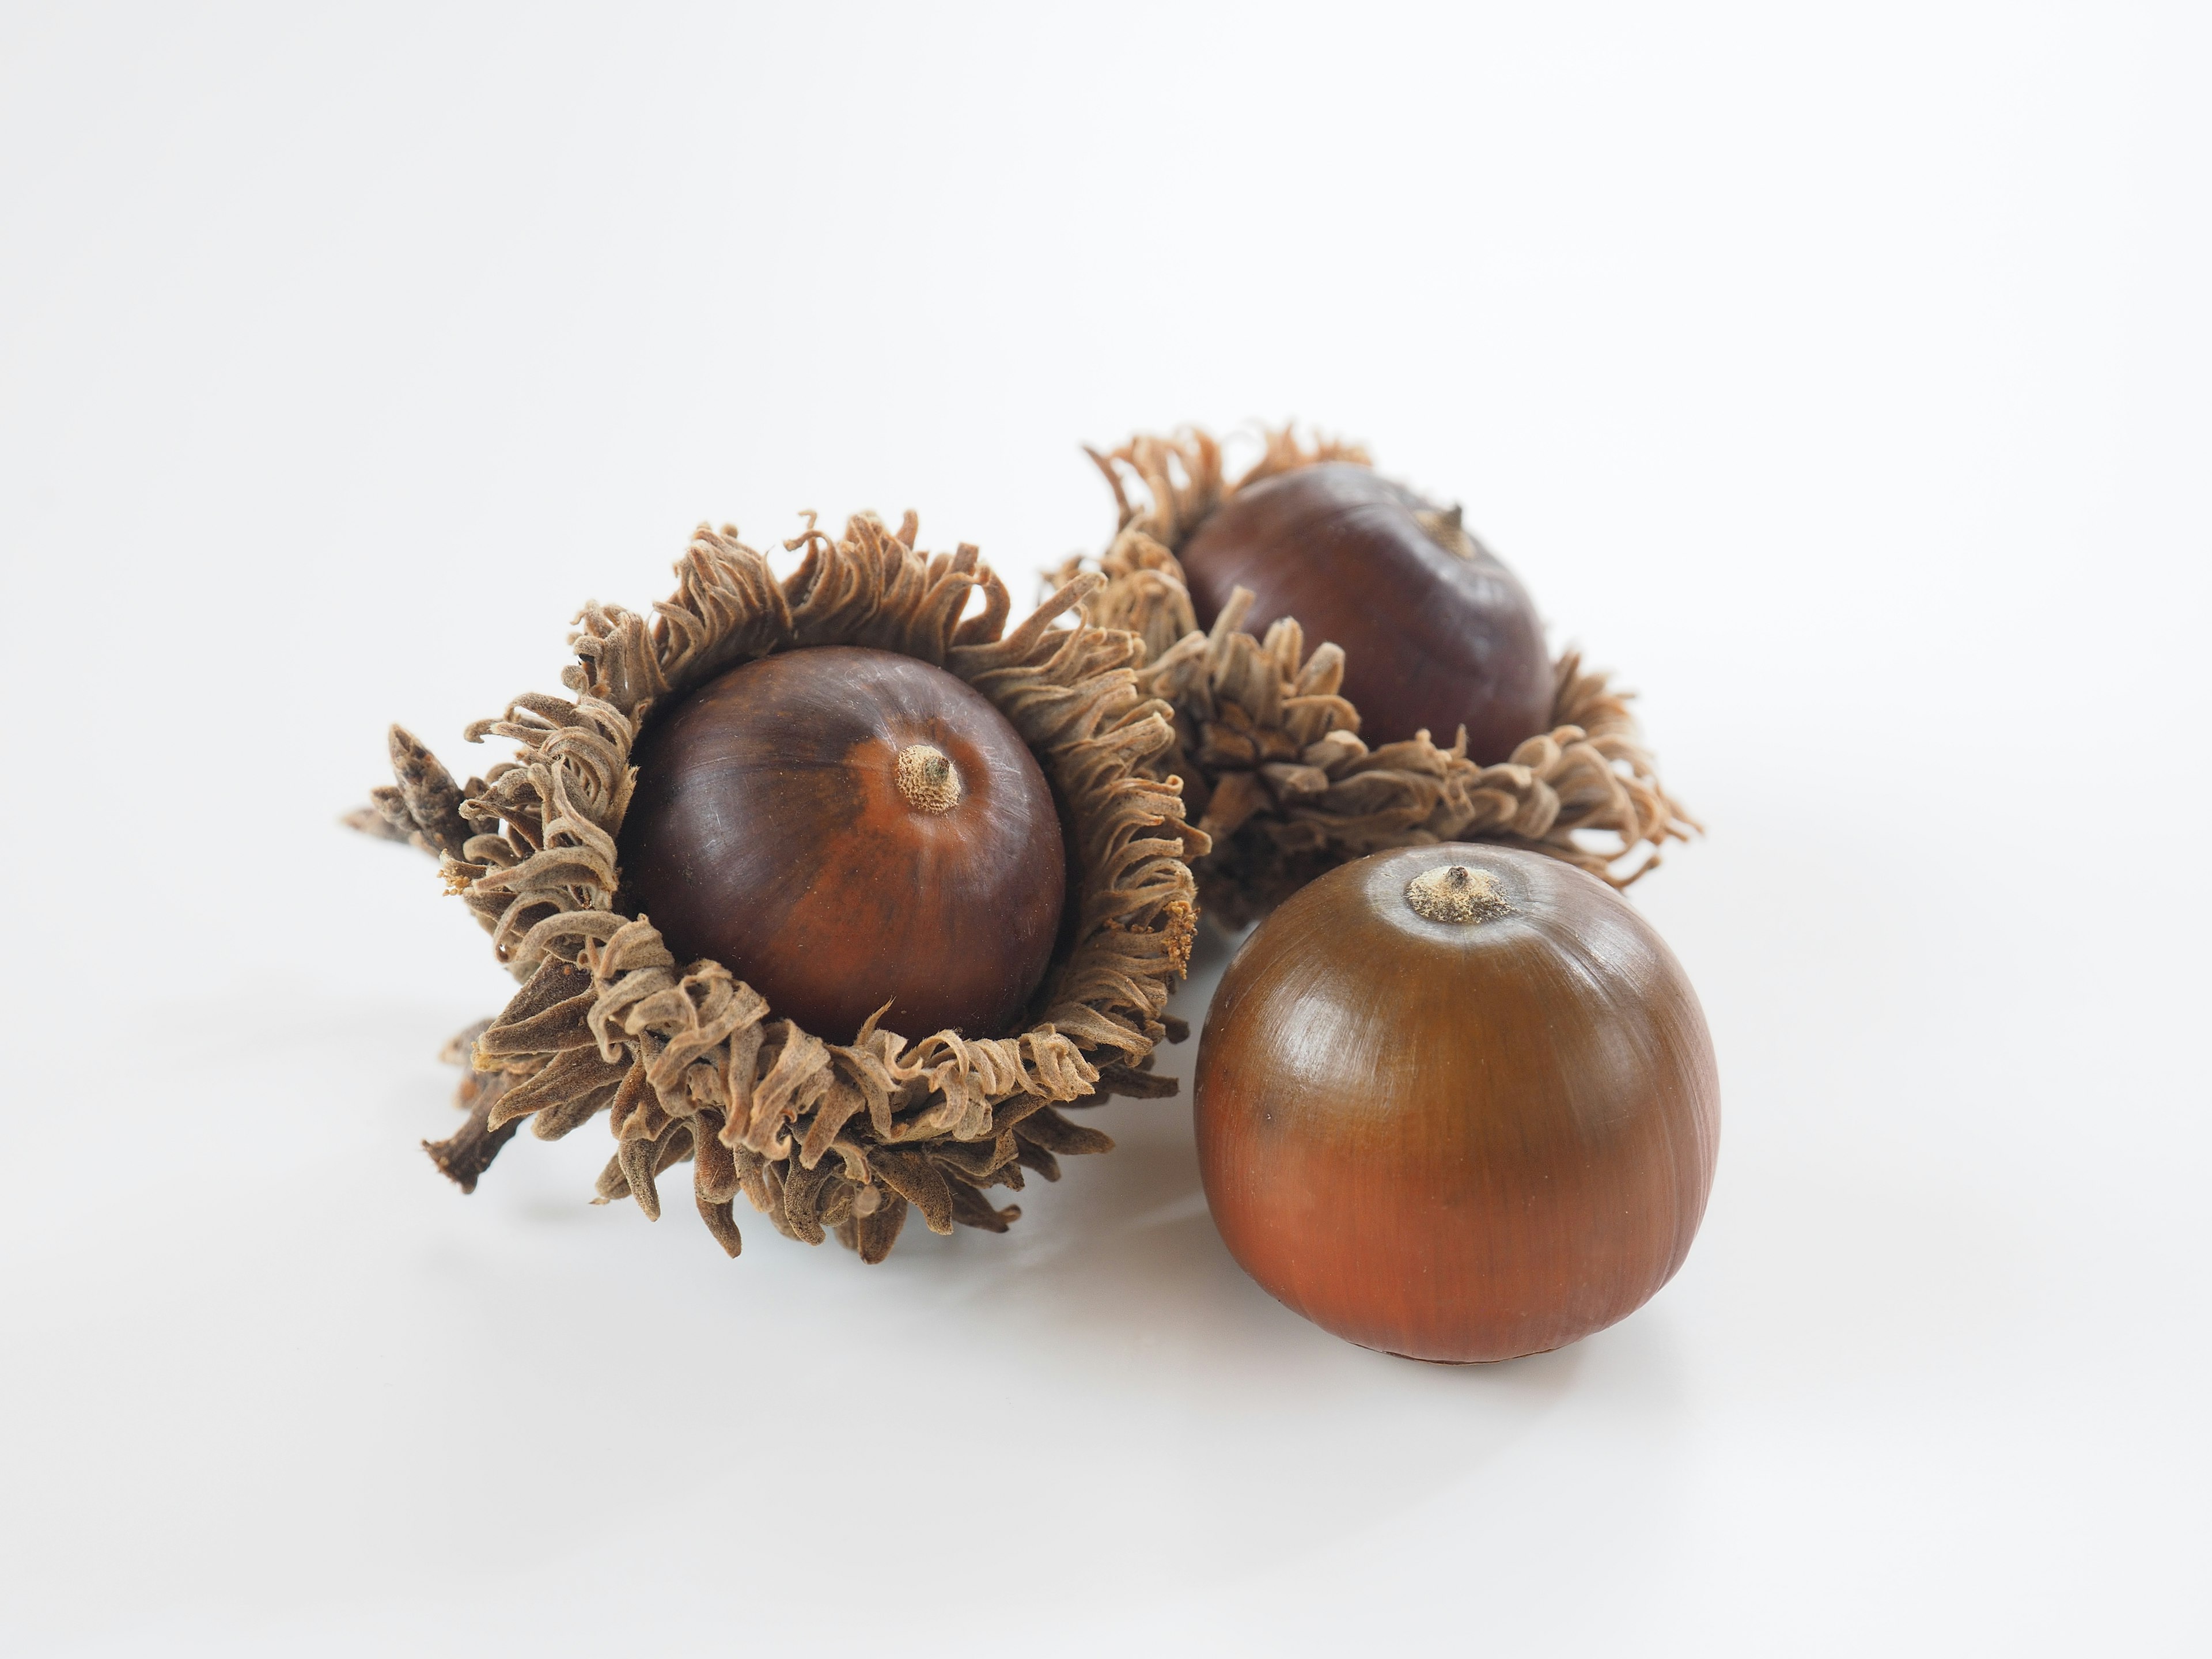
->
[355, 429, 1714, 1361]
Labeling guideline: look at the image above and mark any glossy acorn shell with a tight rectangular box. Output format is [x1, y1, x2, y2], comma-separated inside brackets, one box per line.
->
[1177, 461, 1554, 763]
[1194, 844, 1719, 1362]
[617, 645, 1066, 1045]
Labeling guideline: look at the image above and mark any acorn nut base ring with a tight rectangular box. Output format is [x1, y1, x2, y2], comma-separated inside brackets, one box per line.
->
[354, 512, 1206, 1263]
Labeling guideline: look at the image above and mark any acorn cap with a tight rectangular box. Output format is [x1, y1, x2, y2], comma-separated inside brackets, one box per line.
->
[1056, 427, 1698, 929]
[358, 512, 1205, 1263]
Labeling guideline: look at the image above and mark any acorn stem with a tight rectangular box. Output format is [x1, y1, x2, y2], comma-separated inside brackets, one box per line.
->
[1412, 502, 1478, 559]
[895, 744, 963, 814]
[1405, 863, 1515, 925]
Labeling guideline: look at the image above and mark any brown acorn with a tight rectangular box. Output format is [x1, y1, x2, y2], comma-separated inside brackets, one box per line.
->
[352, 513, 1204, 1263]
[1195, 844, 1719, 1362]
[1178, 461, 1554, 764]
[618, 646, 1066, 1044]
[1060, 427, 1696, 928]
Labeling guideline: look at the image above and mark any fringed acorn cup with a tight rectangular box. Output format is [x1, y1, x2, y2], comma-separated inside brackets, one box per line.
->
[1054, 429, 1696, 930]
[350, 513, 1205, 1263]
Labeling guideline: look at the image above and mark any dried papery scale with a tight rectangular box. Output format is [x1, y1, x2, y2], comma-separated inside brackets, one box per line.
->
[1055, 427, 1698, 928]
[354, 513, 1205, 1263]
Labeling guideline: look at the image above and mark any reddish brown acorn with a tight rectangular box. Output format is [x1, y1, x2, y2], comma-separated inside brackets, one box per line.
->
[619, 646, 1066, 1044]
[1194, 843, 1719, 1362]
[1177, 460, 1554, 763]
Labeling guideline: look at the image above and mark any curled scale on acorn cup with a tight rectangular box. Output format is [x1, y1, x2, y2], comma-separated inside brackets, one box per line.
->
[1057, 427, 1697, 928]
[1195, 844, 1720, 1362]
[350, 512, 1205, 1263]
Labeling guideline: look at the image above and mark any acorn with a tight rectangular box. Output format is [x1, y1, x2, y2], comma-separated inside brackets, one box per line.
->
[353, 513, 1204, 1263]
[618, 645, 1065, 1044]
[1060, 427, 1696, 927]
[1177, 460, 1553, 763]
[1195, 844, 1719, 1362]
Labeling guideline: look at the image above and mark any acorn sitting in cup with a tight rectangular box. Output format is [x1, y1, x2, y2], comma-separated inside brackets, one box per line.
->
[1061, 427, 1696, 927]
[353, 512, 1204, 1263]
[1179, 458, 1554, 765]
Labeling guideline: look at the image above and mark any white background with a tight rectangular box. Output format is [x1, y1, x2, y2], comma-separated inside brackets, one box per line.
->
[3, 3, 2207, 1654]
